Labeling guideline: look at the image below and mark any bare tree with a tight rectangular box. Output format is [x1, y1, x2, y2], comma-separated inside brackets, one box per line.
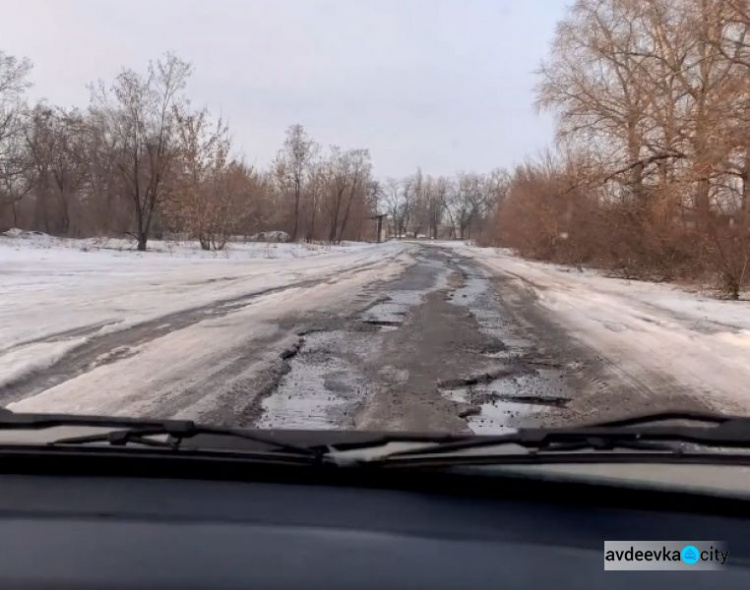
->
[275, 124, 317, 241]
[91, 53, 192, 250]
[324, 147, 349, 243]
[0, 51, 32, 228]
[80, 107, 127, 234]
[537, 0, 654, 204]
[305, 158, 325, 241]
[164, 105, 235, 249]
[482, 0, 750, 296]
[321, 148, 372, 243]
[710, 0, 750, 217]
[399, 175, 417, 237]
[448, 173, 485, 239]
[24, 105, 88, 235]
[425, 176, 448, 239]
[336, 149, 371, 242]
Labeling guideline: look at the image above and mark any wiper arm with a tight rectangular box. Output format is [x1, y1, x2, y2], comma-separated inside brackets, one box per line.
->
[0, 410, 323, 459]
[585, 410, 729, 428]
[4, 409, 745, 468]
[365, 412, 750, 465]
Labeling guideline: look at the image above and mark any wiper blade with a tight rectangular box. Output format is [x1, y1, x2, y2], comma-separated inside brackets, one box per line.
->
[3, 409, 744, 468]
[585, 410, 729, 428]
[0, 410, 322, 458]
[367, 411, 750, 465]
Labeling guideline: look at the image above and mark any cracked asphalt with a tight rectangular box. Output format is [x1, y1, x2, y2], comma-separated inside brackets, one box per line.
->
[257, 244, 584, 434]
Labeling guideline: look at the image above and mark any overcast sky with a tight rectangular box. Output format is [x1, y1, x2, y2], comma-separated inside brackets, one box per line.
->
[1, 0, 567, 178]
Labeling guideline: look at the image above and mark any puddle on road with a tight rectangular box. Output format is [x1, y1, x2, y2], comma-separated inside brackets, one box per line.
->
[440, 371, 570, 434]
[441, 385, 543, 434]
[466, 401, 545, 434]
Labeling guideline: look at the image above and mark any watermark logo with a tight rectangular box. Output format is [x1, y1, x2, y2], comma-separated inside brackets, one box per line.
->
[604, 541, 728, 571]
[680, 545, 700, 565]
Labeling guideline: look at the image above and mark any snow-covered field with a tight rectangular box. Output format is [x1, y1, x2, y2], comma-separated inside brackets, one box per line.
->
[449, 243, 750, 415]
[0, 232, 407, 395]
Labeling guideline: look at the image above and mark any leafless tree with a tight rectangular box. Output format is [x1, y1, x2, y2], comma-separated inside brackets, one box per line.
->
[0, 51, 32, 228]
[537, 0, 655, 205]
[275, 124, 317, 241]
[448, 173, 486, 239]
[515, 0, 750, 295]
[23, 105, 88, 235]
[424, 176, 449, 239]
[321, 147, 372, 243]
[91, 53, 192, 250]
[382, 177, 404, 238]
[163, 105, 236, 249]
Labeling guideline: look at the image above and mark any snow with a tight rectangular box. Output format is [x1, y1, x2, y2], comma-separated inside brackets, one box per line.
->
[0, 232, 406, 393]
[7, 254, 408, 418]
[0, 339, 88, 389]
[451, 243, 750, 414]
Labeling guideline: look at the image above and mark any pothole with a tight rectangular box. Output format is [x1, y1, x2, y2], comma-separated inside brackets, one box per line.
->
[360, 291, 425, 330]
[441, 257, 577, 434]
[361, 319, 402, 331]
[358, 253, 451, 332]
[259, 251, 454, 429]
[440, 370, 571, 434]
[257, 331, 375, 429]
[447, 263, 535, 349]
[437, 367, 513, 389]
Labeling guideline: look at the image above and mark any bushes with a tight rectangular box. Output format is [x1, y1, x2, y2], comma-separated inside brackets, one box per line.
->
[509, 0, 750, 298]
[491, 159, 750, 297]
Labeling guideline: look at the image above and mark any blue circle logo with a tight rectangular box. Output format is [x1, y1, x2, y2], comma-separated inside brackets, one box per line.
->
[681, 545, 700, 565]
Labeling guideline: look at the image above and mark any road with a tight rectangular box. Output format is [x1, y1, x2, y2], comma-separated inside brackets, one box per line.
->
[5, 242, 729, 432]
[257, 245, 575, 433]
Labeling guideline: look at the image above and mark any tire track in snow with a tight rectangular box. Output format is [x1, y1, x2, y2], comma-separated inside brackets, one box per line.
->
[0, 257, 392, 405]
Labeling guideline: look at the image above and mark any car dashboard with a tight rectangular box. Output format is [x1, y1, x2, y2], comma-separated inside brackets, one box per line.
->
[1, 459, 749, 589]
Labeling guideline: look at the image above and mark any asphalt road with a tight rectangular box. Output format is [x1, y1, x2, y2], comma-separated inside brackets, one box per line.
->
[255, 245, 581, 434]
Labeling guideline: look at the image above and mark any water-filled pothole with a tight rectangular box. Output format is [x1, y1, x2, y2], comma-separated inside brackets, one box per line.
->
[440, 370, 571, 434]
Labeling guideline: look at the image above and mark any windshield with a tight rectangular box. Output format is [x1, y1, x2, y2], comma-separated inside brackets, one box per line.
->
[0, 1, 748, 459]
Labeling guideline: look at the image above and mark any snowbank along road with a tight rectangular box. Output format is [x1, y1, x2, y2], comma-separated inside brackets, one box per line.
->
[2, 235, 749, 433]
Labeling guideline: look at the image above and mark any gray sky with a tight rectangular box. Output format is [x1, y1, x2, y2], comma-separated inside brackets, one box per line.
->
[1, 0, 567, 178]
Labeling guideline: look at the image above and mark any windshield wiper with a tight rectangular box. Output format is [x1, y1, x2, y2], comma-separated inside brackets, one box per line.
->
[0, 409, 325, 460]
[355, 411, 750, 466]
[3, 409, 747, 469]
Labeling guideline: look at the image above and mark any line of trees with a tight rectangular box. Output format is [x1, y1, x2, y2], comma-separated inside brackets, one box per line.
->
[381, 169, 509, 240]
[5, 0, 747, 298]
[0, 46, 510, 250]
[0, 52, 381, 249]
[489, 0, 750, 298]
